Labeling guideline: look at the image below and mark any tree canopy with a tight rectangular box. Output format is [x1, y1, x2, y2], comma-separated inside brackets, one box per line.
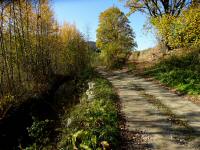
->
[0, 0, 90, 97]
[96, 7, 137, 68]
[151, 5, 200, 49]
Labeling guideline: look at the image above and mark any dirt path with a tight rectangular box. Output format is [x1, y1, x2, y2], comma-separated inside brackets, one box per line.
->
[99, 68, 200, 150]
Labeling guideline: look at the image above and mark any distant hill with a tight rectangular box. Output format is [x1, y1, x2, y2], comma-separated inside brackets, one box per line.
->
[88, 41, 96, 48]
[87, 41, 100, 52]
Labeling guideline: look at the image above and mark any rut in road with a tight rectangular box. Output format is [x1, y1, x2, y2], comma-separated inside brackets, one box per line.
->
[99, 68, 200, 150]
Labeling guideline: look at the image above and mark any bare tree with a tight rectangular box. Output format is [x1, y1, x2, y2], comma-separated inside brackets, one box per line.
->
[121, 0, 193, 17]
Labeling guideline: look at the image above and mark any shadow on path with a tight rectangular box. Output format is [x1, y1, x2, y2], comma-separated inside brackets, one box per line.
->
[98, 68, 200, 150]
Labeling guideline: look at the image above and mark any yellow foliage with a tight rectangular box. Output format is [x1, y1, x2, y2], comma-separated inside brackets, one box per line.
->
[151, 5, 200, 48]
[0, 1, 91, 100]
[53, 22, 90, 75]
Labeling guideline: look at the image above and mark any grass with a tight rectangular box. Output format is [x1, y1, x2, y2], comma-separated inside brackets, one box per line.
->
[57, 76, 119, 150]
[145, 49, 200, 95]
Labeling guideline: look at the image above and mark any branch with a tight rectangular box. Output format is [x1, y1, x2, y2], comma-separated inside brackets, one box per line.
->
[151, 0, 163, 16]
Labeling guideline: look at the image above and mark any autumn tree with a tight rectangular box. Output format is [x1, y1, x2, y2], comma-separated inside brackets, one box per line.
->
[54, 22, 90, 76]
[120, 0, 199, 50]
[0, 0, 92, 119]
[151, 5, 200, 49]
[96, 7, 136, 68]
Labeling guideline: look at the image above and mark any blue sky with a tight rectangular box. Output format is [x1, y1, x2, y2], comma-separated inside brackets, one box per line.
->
[52, 0, 157, 50]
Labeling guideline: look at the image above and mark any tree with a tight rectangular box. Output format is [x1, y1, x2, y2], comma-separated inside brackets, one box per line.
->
[0, 0, 91, 119]
[121, 0, 193, 17]
[57, 22, 89, 76]
[120, 0, 199, 51]
[96, 7, 136, 68]
[151, 5, 200, 49]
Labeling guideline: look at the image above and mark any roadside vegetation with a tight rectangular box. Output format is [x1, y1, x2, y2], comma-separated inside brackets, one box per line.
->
[57, 76, 119, 150]
[145, 49, 200, 95]
[24, 74, 120, 150]
[0, 1, 121, 149]
[0, 0, 94, 149]
[143, 4, 200, 96]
